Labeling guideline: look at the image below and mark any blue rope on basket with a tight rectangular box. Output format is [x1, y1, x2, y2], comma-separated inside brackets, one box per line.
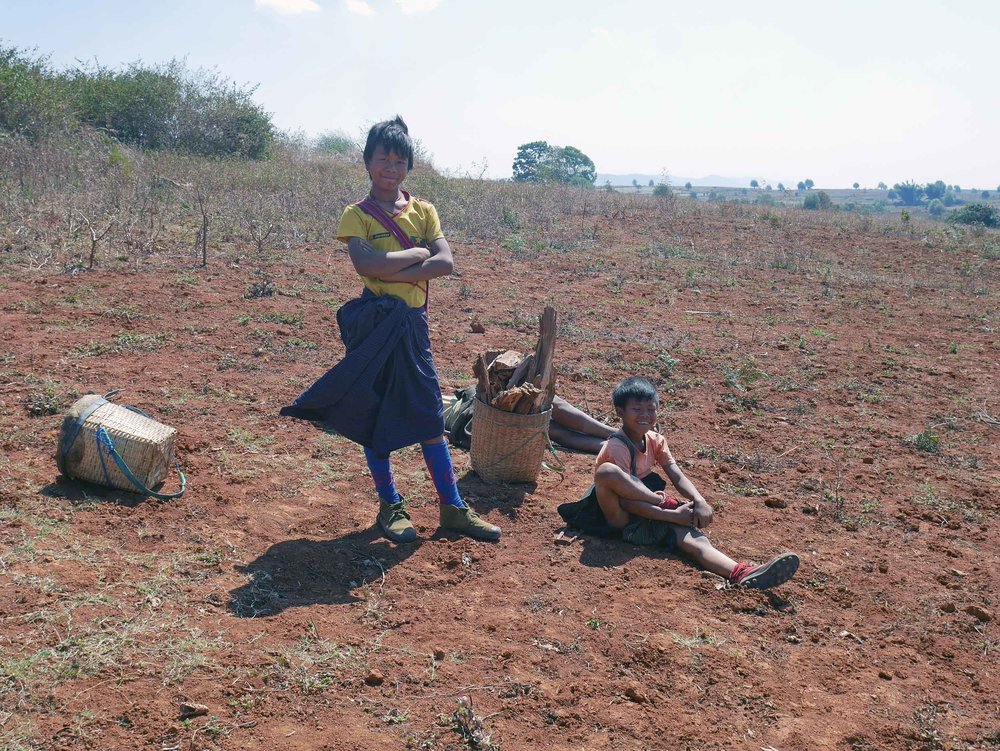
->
[95, 426, 187, 500]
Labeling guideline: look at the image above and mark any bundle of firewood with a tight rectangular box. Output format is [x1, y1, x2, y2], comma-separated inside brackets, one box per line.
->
[473, 307, 557, 414]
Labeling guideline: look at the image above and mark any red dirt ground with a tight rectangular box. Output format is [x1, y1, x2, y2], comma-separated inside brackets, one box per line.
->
[1, 203, 998, 750]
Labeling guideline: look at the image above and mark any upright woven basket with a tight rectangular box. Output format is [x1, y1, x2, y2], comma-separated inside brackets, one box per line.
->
[470, 397, 551, 484]
[57, 394, 177, 492]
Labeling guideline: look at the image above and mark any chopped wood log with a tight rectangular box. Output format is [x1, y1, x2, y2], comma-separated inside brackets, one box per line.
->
[473, 354, 492, 402]
[471, 308, 557, 414]
[513, 384, 542, 414]
[530, 307, 557, 411]
[508, 354, 534, 388]
[491, 388, 523, 412]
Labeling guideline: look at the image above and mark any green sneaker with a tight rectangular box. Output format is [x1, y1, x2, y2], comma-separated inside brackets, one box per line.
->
[377, 498, 416, 543]
[439, 504, 501, 541]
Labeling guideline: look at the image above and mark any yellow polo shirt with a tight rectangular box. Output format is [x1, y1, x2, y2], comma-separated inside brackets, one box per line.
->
[337, 196, 445, 308]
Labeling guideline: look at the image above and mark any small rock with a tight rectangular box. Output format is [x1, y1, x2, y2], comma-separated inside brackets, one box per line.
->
[764, 497, 787, 509]
[432, 648, 446, 661]
[365, 671, 384, 686]
[940, 602, 956, 613]
[877, 562, 889, 574]
[179, 702, 209, 719]
[470, 320, 485, 334]
[862, 457, 874, 465]
[553, 531, 578, 546]
[964, 605, 992, 622]
[624, 686, 648, 704]
[878, 671, 892, 681]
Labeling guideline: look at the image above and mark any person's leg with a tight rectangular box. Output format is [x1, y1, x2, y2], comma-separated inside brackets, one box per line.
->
[419, 435, 465, 508]
[549, 422, 607, 454]
[594, 463, 655, 528]
[552, 396, 615, 438]
[365, 447, 415, 543]
[673, 527, 800, 589]
[421, 435, 500, 541]
[673, 527, 739, 578]
[364, 447, 401, 504]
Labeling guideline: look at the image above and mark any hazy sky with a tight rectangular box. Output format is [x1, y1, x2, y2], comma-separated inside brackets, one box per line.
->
[4, 0, 999, 188]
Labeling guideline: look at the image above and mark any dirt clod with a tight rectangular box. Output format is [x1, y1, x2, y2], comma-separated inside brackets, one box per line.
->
[964, 605, 992, 622]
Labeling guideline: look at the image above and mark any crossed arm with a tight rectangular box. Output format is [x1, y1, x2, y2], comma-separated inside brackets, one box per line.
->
[347, 237, 454, 282]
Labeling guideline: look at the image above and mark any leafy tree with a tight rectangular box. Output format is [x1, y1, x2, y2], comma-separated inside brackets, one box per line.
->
[803, 190, 832, 210]
[953, 185, 961, 192]
[512, 140, 551, 182]
[750, 179, 759, 189]
[648, 179, 655, 187]
[887, 189, 898, 200]
[796, 181, 806, 191]
[928, 198, 945, 217]
[765, 184, 772, 191]
[653, 182, 672, 197]
[942, 190, 957, 207]
[804, 179, 814, 189]
[777, 182, 785, 191]
[892, 181, 924, 205]
[924, 180, 947, 200]
[684, 181, 692, 190]
[982, 190, 990, 199]
[877, 181, 887, 190]
[540, 145, 596, 185]
[853, 182, 860, 190]
[948, 203, 999, 227]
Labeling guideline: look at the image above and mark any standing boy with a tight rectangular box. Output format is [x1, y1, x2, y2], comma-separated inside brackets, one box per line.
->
[282, 116, 499, 543]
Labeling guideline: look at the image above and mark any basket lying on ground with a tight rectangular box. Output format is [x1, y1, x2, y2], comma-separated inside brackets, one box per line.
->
[57, 393, 186, 499]
[470, 397, 552, 484]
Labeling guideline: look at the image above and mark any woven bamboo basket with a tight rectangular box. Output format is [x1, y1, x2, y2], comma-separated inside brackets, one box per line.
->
[57, 394, 178, 493]
[470, 397, 551, 484]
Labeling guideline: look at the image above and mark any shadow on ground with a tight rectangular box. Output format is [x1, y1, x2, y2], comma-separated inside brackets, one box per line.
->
[41, 476, 148, 508]
[229, 526, 419, 617]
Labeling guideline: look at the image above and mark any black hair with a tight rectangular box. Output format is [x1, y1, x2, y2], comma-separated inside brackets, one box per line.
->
[363, 115, 414, 170]
[612, 376, 658, 409]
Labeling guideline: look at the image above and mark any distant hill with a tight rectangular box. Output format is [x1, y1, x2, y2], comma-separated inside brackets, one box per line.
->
[596, 173, 754, 188]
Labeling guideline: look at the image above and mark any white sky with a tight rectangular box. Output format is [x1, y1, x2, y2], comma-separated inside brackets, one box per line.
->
[3, 0, 999, 188]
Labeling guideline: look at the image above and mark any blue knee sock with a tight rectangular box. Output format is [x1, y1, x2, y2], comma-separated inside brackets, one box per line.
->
[421, 441, 466, 508]
[364, 447, 400, 505]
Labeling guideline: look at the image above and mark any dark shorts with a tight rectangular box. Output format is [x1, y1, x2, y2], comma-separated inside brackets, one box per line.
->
[558, 472, 678, 550]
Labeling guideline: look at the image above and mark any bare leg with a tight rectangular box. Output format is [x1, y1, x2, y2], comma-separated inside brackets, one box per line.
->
[593, 463, 664, 529]
[673, 527, 738, 578]
[549, 422, 606, 453]
[552, 396, 614, 438]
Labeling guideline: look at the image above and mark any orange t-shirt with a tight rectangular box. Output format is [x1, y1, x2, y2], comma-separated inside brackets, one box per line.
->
[595, 431, 676, 479]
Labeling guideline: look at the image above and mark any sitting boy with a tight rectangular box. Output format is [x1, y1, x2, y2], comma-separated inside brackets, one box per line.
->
[579, 376, 799, 590]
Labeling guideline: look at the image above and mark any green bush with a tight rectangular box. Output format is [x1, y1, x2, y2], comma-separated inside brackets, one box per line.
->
[948, 203, 1000, 228]
[803, 190, 833, 210]
[927, 198, 944, 217]
[1, 46, 274, 158]
[0, 44, 72, 138]
[653, 183, 672, 197]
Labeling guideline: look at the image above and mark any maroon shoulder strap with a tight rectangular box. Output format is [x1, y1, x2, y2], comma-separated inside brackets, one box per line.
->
[355, 193, 415, 249]
[353, 192, 429, 308]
